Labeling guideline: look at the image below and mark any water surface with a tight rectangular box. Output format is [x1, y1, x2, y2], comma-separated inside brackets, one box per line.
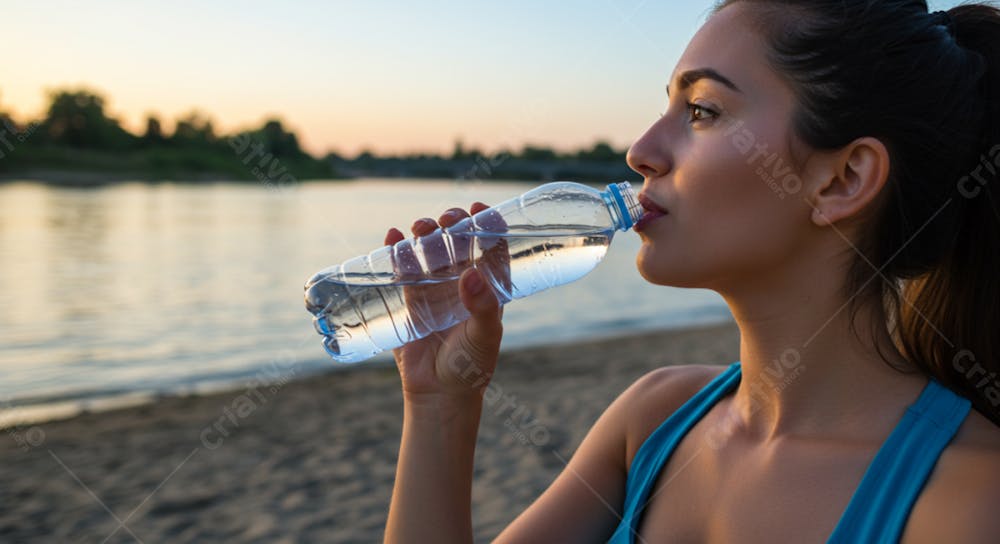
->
[0, 179, 730, 424]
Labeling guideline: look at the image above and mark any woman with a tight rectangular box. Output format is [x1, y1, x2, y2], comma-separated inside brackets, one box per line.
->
[383, 1, 1000, 542]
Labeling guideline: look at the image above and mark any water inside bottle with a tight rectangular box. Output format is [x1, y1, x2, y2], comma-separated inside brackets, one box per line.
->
[307, 229, 613, 362]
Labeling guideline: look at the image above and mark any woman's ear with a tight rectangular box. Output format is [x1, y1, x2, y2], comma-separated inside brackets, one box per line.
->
[808, 136, 890, 227]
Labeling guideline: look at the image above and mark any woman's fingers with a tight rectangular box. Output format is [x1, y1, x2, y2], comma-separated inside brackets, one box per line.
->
[385, 203, 491, 247]
[438, 207, 470, 228]
[411, 218, 438, 237]
[384, 227, 405, 246]
[458, 267, 503, 351]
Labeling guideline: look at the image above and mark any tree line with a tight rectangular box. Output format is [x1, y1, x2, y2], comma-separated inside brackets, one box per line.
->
[0, 88, 633, 184]
[0, 88, 333, 183]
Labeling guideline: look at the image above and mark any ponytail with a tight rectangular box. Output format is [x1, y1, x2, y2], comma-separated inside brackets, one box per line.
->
[898, 5, 1000, 425]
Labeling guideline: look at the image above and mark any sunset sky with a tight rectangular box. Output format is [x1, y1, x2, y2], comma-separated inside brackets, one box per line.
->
[3, 0, 963, 157]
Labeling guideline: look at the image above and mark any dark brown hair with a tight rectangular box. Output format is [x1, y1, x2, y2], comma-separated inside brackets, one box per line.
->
[715, 0, 1000, 424]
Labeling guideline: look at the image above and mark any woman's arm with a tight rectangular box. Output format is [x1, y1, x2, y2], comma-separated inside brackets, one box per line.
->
[381, 204, 504, 544]
[384, 393, 483, 544]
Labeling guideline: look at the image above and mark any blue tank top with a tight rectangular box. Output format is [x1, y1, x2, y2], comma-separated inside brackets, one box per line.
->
[609, 362, 971, 543]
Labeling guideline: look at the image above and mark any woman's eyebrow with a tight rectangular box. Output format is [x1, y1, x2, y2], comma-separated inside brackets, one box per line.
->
[666, 68, 743, 96]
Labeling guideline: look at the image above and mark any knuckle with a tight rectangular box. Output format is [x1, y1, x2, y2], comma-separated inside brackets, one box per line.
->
[411, 218, 435, 232]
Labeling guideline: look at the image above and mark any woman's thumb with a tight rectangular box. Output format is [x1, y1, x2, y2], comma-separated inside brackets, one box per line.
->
[459, 268, 503, 344]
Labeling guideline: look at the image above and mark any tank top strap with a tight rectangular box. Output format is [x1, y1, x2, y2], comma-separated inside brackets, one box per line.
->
[828, 379, 971, 543]
[609, 362, 743, 544]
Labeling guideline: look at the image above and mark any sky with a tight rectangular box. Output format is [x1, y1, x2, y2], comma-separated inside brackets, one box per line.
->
[2, 0, 966, 157]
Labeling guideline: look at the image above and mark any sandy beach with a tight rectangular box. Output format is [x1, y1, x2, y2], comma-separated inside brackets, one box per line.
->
[0, 321, 740, 543]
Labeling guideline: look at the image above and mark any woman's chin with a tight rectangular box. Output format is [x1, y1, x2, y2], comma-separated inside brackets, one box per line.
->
[636, 252, 673, 286]
[636, 251, 705, 288]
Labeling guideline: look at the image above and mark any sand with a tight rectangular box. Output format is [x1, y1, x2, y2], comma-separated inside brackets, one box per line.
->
[0, 321, 740, 543]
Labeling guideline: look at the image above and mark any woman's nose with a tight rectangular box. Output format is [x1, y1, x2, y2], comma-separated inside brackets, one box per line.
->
[626, 123, 672, 179]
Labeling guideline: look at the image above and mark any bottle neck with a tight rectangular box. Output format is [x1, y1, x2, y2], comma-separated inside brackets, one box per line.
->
[603, 181, 643, 231]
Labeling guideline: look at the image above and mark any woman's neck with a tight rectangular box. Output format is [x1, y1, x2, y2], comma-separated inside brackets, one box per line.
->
[717, 266, 928, 443]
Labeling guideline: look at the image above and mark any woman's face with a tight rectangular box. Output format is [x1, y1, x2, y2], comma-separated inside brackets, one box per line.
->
[627, 4, 813, 292]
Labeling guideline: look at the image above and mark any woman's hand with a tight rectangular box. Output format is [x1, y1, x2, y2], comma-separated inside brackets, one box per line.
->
[383, 202, 506, 404]
[383, 203, 507, 543]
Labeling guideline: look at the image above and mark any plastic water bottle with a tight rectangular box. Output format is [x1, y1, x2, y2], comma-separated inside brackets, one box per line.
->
[304, 181, 643, 363]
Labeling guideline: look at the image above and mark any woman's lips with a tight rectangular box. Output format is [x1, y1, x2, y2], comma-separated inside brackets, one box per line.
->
[635, 193, 669, 232]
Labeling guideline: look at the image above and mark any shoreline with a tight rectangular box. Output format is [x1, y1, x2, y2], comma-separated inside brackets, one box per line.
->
[0, 171, 332, 186]
[0, 168, 634, 187]
[0, 321, 740, 542]
[0, 318, 735, 430]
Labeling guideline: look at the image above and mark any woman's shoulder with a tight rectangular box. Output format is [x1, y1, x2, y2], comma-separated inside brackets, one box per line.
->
[903, 408, 1000, 543]
[618, 363, 731, 470]
[934, 408, 1000, 498]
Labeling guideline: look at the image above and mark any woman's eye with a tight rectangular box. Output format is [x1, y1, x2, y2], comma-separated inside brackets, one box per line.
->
[658, 103, 719, 122]
[687, 103, 718, 123]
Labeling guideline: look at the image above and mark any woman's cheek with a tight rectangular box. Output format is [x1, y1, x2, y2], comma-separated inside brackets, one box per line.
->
[633, 155, 780, 287]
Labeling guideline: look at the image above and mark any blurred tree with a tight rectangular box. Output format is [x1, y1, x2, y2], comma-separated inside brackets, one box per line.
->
[0, 92, 15, 135]
[172, 111, 216, 147]
[519, 144, 557, 161]
[0, 111, 15, 135]
[355, 149, 377, 168]
[577, 140, 621, 162]
[40, 88, 135, 149]
[141, 115, 165, 146]
[230, 119, 306, 160]
[451, 138, 482, 161]
[451, 139, 466, 161]
[258, 119, 303, 158]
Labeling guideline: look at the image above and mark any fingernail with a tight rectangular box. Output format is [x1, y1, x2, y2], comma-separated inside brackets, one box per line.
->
[465, 269, 484, 295]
